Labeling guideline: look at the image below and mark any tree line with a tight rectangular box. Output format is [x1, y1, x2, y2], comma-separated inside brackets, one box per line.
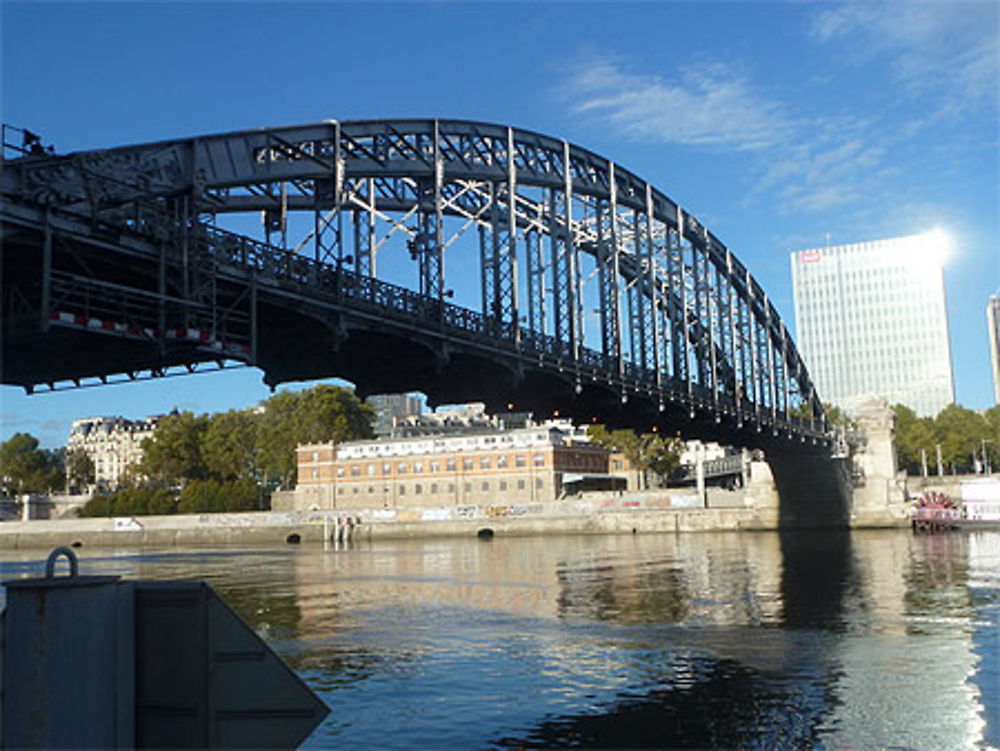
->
[0, 385, 375, 516]
[893, 403, 1000, 475]
[0, 433, 65, 495]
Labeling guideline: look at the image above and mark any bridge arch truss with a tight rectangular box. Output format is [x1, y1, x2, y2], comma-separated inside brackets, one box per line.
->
[1, 119, 827, 445]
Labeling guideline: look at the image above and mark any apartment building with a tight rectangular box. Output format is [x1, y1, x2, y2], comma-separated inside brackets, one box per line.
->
[66, 416, 160, 488]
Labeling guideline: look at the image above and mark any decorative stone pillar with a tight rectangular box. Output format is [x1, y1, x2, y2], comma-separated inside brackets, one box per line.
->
[851, 398, 909, 526]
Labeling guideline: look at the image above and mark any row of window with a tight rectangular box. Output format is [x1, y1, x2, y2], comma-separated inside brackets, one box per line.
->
[334, 478, 546, 495]
[335, 453, 549, 478]
[336, 432, 558, 460]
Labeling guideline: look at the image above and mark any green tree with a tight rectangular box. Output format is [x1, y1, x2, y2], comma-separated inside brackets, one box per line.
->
[587, 425, 682, 489]
[639, 433, 683, 486]
[0, 433, 64, 494]
[203, 409, 259, 481]
[140, 411, 209, 485]
[257, 385, 374, 488]
[66, 448, 95, 491]
[79, 486, 176, 517]
[177, 478, 259, 514]
[256, 391, 302, 488]
[933, 404, 987, 472]
[892, 404, 937, 474]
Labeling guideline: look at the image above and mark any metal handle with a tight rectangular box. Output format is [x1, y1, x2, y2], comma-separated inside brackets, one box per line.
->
[45, 547, 79, 578]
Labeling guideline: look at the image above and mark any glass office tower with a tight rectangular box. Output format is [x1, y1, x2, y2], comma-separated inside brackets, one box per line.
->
[791, 231, 954, 417]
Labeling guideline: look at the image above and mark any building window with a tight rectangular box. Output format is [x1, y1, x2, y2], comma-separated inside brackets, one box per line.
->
[312, 469, 319, 479]
[481, 481, 489, 491]
[446, 459, 456, 472]
[515, 455, 526, 468]
[536, 478, 543, 488]
[534, 453, 545, 467]
[351, 465, 361, 477]
[311, 451, 319, 462]
[464, 482, 472, 493]
[463, 458, 474, 471]
[430, 461, 440, 473]
[398, 462, 408, 474]
[431, 483, 438, 494]
[399, 485, 406, 496]
[447, 483, 455, 492]
[415, 484, 422, 494]
[337, 467, 345, 477]
[383, 462, 392, 475]
[517, 479, 525, 490]
[497, 456, 508, 469]
[367, 463, 376, 476]
[414, 461, 424, 473]
[499, 480, 508, 491]
[480, 458, 491, 469]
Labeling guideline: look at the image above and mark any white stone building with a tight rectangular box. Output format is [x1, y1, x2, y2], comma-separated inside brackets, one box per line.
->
[66, 416, 160, 488]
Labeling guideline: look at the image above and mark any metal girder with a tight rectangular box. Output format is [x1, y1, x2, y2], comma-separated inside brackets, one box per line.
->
[2, 117, 827, 436]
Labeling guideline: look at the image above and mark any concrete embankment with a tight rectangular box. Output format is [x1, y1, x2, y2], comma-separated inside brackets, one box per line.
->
[0, 491, 780, 549]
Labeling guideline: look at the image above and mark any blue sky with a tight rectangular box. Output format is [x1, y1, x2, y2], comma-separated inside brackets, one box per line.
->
[2, 1, 998, 447]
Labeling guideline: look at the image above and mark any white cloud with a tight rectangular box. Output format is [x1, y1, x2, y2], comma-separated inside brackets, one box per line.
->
[810, 1, 999, 112]
[567, 57, 795, 151]
[560, 2, 997, 220]
[565, 55, 896, 215]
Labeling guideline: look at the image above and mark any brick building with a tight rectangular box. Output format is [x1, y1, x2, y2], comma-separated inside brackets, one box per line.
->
[289, 425, 623, 511]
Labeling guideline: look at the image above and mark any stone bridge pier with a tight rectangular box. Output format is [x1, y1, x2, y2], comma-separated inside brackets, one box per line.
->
[847, 399, 910, 526]
[749, 399, 909, 529]
[765, 449, 853, 529]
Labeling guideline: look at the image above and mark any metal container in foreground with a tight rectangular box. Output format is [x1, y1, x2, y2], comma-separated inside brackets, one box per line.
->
[1, 548, 329, 748]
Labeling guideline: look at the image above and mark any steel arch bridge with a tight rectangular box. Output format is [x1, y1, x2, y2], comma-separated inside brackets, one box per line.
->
[1, 119, 829, 451]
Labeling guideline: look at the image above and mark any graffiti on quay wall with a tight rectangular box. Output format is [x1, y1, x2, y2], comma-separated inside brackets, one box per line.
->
[421, 508, 451, 522]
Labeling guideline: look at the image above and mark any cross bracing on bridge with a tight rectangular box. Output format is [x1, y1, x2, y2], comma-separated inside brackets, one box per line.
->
[0, 120, 829, 448]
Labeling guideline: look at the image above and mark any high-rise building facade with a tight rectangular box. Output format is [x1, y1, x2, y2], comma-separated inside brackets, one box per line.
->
[989, 293, 1000, 405]
[791, 231, 954, 417]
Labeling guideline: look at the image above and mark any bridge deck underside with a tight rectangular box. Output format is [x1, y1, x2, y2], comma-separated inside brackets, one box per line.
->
[1, 200, 828, 453]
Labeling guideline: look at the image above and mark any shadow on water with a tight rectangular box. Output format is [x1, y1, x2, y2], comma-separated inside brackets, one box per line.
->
[491, 532, 856, 749]
[778, 530, 857, 632]
[492, 655, 825, 750]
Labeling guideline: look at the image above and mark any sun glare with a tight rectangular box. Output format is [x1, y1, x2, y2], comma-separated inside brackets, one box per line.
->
[913, 227, 954, 268]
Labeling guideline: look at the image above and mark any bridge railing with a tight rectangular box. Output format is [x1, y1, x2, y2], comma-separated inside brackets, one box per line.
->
[133, 221, 824, 438]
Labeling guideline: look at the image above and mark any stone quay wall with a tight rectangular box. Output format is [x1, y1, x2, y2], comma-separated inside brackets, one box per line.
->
[0, 489, 781, 550]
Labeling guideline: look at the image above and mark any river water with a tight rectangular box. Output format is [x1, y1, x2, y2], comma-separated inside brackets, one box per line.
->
[2, 529, 998, 749]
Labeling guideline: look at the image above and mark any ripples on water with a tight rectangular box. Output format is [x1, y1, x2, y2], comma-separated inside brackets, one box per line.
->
[2, 529, 997, 749]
